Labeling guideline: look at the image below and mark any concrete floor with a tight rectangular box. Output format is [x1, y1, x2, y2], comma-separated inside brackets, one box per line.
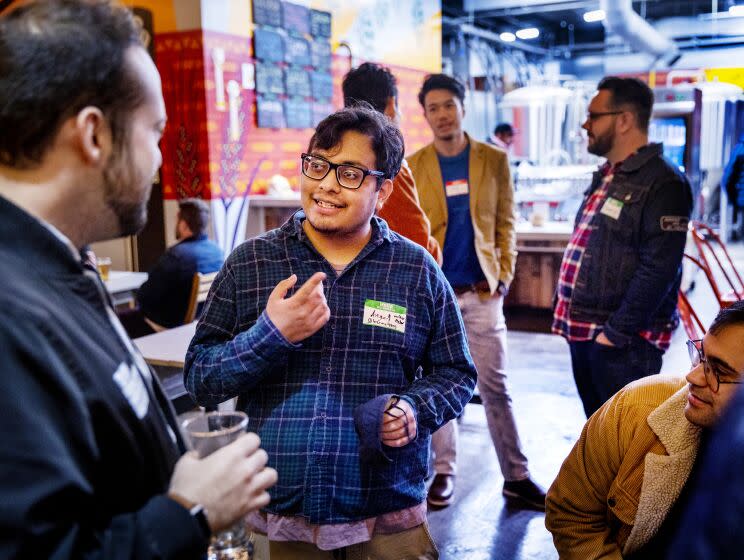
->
[427, 331, 576, 560]
[426, 241, 744, 560]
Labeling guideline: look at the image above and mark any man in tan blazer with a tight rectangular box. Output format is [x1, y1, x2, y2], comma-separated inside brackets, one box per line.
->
[408, 73, 545, 510]
[546, 301, 744, 559]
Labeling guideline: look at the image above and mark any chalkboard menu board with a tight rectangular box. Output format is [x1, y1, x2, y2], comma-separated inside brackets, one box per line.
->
[285, 98, 312, 129]
[254, 28, 284, 62]
[312, 102, 334, 127]
[252, 3, 334, 129]
[311, 71, 333, 101]
[253, 0, 282, 27]
[285, 36, 311, 67]
[310, 9, 332, 38]
[257, 97, 286, 128]
[285, 68, 312, 98]
[255, 62, 285, 95]
[282, 2, 310, 36]
[311, 39, 331, 70]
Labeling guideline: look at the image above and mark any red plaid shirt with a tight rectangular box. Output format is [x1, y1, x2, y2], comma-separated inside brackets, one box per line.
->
[552, 159, 673, 351]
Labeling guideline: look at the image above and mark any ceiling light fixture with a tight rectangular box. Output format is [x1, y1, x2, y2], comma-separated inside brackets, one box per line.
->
[499, 32, 516, 42]
[583, 9, 606, 23]
[516, 27, 540, 40]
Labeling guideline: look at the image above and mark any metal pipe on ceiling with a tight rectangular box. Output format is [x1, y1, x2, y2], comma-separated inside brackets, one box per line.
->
[599, 0, 681, 66]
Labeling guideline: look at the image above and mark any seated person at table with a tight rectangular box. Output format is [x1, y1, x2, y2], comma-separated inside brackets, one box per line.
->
[184, 105, 477, 559]
[131, 198, 223, 333]
[545, 300, 744, 559]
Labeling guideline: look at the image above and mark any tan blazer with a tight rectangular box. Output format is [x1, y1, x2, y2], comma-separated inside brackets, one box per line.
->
[545, 375, 701, 559]
[406, 135, 516, 292]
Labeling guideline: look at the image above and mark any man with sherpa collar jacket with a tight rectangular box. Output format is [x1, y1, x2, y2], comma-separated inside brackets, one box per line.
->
[546, 307, 744, 560]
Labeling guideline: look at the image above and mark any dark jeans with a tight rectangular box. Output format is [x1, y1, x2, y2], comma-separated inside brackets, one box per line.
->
[568, 337, 664, 417]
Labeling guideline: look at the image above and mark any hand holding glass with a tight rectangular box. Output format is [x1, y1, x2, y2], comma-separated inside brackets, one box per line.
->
[183, 411, 252, 560]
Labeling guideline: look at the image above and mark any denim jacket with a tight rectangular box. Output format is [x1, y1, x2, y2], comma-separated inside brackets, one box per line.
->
[569, 143, 693, 347]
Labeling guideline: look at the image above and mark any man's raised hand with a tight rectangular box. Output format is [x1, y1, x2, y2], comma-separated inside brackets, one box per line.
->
[266, 272, 331, 343]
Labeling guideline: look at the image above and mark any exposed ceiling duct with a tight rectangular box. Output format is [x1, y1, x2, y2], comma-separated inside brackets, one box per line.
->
[463, 0, 587, 10]
[599, 0, 681, 67]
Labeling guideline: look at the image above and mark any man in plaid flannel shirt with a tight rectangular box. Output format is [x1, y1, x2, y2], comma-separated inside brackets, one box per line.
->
[553, 76, 692, 417]
[184, 106, 476, 558]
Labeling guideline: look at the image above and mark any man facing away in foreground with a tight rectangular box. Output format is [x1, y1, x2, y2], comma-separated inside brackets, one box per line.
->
[185, 105, 477, 559]
[546, 301, 744, 559]
[0, 1, 276, 557]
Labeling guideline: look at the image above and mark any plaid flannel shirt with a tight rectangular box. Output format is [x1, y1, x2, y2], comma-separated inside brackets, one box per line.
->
[552, 161, 673, 351]
[184, 211, 476, 524]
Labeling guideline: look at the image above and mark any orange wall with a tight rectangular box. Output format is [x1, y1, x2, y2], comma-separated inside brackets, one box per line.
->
[144, 0, 440, 200]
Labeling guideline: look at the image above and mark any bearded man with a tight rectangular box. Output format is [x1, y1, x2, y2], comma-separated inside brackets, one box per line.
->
[552, 76, 693, 417]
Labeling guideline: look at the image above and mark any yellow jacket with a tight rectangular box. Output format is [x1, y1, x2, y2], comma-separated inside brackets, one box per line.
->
[406, 136, 516, 292]
[545, 375, 701, 559]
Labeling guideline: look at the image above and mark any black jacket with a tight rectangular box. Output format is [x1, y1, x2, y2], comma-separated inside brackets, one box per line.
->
[0, 196, 208, 559]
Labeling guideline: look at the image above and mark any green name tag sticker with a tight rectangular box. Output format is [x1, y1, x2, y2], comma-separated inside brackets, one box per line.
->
[600, 197, 624, 220]
[363, 299, 406, 333]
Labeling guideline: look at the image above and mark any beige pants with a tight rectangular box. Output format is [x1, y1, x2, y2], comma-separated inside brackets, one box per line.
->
[251, 523, 439, 560]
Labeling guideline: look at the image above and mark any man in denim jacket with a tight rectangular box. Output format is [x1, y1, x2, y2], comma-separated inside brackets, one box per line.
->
[553, 77, 693, 417]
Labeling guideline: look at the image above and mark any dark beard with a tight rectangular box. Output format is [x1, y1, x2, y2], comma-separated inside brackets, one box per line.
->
[102, 158, 150, 237]
[587, 131, 614, 157]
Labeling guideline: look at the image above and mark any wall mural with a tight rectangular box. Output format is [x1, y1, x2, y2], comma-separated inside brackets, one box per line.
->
[151, 0, 441, 254]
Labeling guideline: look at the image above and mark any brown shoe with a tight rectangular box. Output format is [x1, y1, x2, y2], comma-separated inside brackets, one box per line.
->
[427, 474, 455, 507]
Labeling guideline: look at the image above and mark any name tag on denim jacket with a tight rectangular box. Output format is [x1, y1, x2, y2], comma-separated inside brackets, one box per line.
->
[445, 179, 469, 197]
[363, 299, 406, 333]
[600, 197, 624, 220]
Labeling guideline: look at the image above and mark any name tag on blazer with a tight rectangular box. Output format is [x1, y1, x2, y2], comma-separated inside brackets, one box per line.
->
[445, 179, 469, 197]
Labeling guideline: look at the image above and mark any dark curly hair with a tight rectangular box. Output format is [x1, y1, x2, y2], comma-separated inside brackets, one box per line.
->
[0, 0, 144, 168]
[308, 105, 404, 189]
[342, 62, 398, 115]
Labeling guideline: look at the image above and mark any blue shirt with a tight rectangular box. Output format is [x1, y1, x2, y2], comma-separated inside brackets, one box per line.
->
[437, 145, 487, 286]
[137, 234, 224, 328]
[184, 211, 476, 524]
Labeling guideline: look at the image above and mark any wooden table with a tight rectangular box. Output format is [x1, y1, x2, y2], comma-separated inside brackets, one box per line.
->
[508, 221, 573, 309]
[134, 322, 197, 413]
[134, 321, 196, 368]
[104, 270, 148, 307]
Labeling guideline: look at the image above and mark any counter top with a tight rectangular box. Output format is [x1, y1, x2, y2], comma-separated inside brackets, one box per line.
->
[248, 195, 302, 207]
[516, 221, 573, 241]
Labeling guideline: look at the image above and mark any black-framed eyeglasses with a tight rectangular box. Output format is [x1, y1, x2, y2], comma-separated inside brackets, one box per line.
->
[300, 153, 384, 190]
[687, 339, 744, 393]
[585, 110, 624, 122]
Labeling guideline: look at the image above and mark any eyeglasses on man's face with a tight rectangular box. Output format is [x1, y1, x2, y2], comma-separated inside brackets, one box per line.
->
[585, 110, 624, 122]
[300, 153, 384, 190]
[687, 339, 744, 393]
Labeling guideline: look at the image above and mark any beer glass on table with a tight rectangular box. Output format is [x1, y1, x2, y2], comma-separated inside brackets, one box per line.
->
[96, 257, 111, 281]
